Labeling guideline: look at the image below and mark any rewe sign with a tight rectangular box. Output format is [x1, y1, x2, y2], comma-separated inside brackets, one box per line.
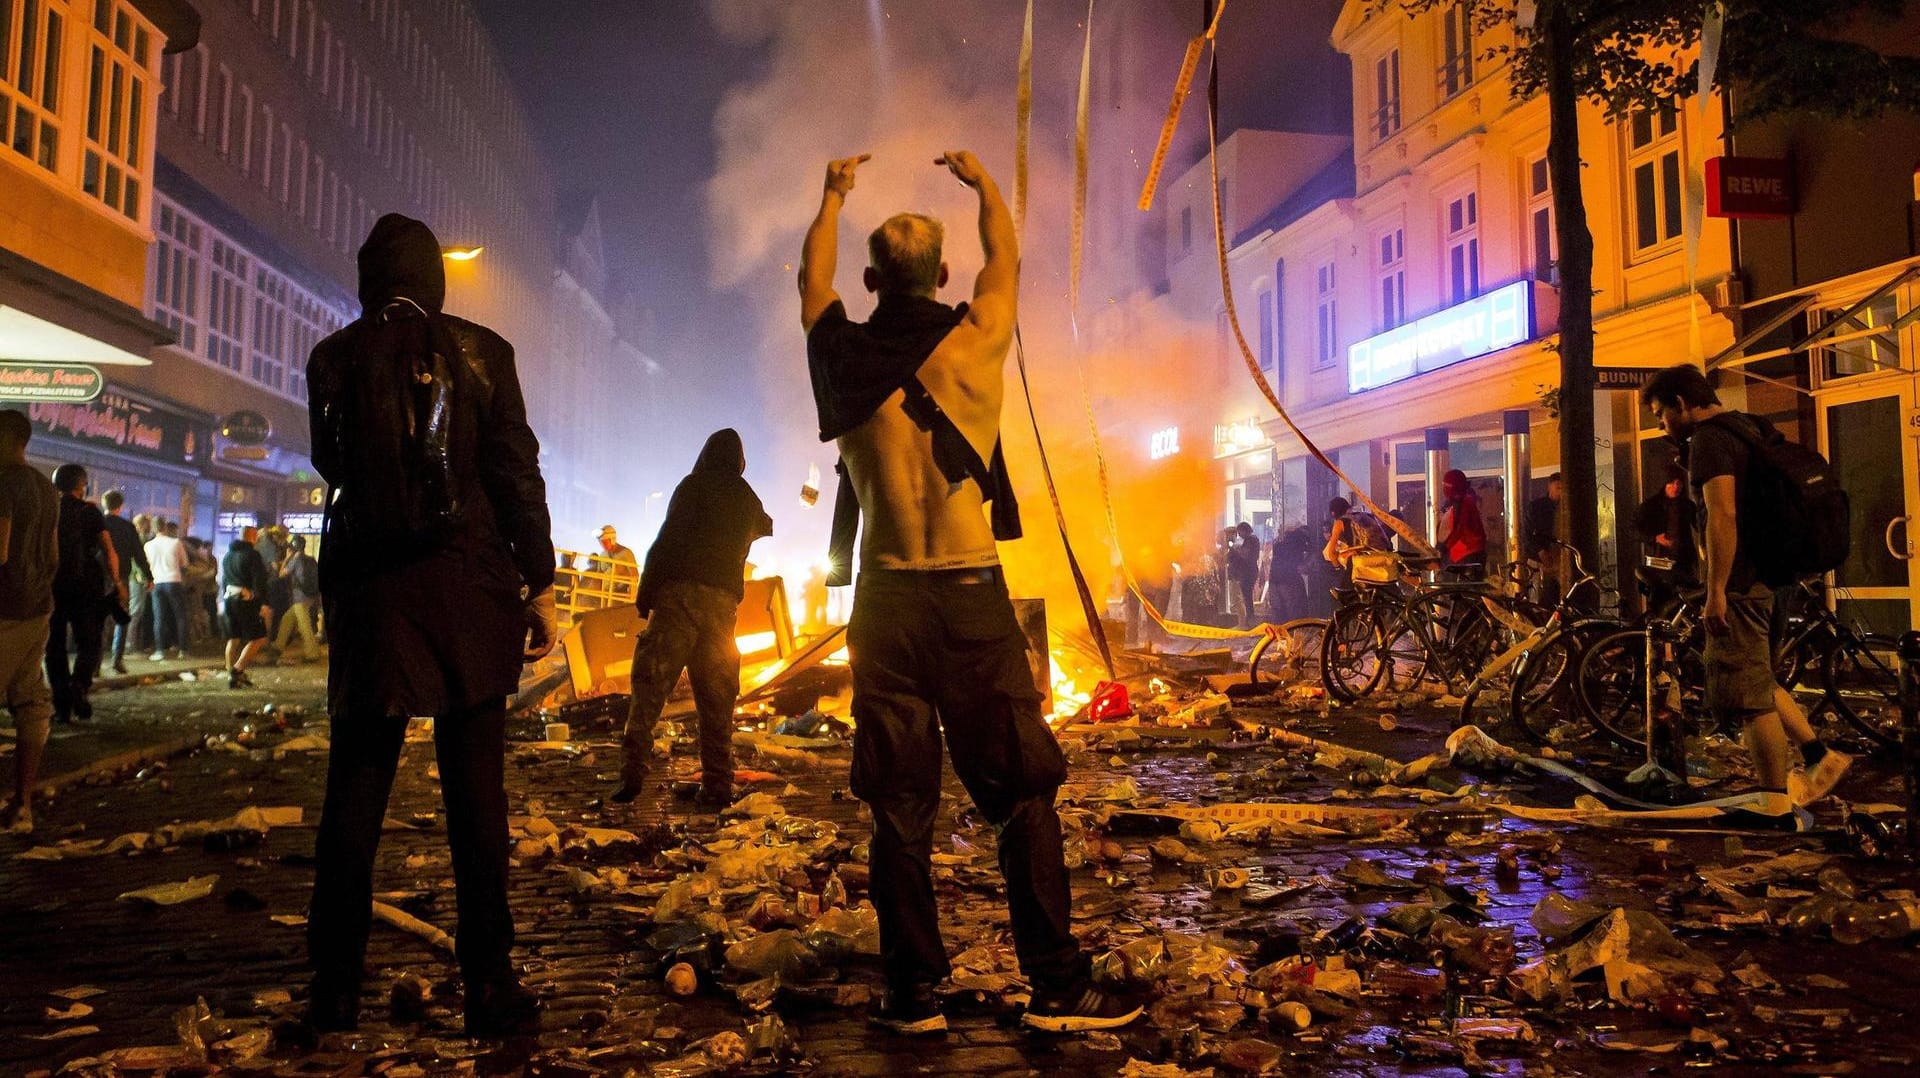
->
[1706, 157, 1794, 219]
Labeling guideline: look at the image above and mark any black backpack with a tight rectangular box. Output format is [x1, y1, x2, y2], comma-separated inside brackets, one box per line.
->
[1709, 413, 1850, 587]
[323, 307, 467, 560]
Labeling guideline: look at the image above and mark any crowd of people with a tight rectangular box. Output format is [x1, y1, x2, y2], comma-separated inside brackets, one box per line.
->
[0, 430, 335, 833]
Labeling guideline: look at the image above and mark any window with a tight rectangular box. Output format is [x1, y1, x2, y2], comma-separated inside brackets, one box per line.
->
[1821, 294, 1904, 381]
[151, 201, 202, 351]
[1526, 155, 1556, 283]
[1314, 260, 1338, 370]
[250, 266, 287, 390]
[1269, 258, 1284, 379]
[1377, 227, 1406, 329]
[1440, 4, 1473, 99]
[205, 238, 248, 373]
[1444, 190, 1479, 304]
[257, 103, 273, 190]
[215, 65, 231, 155]
[1257, 286, 1276, 375]
[1180, 206, 1192, 253]
[1372, 48, 1401, 142]
[2, 0, 66, 172]
[82, 1, 156, 220]
[1626, 103, 1683, 253]
[236, 84, 252, 173]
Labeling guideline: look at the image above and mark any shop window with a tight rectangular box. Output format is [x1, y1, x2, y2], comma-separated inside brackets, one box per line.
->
[1377, 227, 1406, 330]
[1444, 191, 1479, 305]
[1625, 103, 1683, 255]
[1, 0, 65, 172]
[1372, 48, 1401, 143]
[1439, 3, 1473, 100]
[1314, 260, 1338, 370]
[1820, 294, 1905, 382]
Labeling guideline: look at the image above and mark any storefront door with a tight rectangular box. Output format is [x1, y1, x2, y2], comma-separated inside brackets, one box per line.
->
[1817, 379, 1920, 635]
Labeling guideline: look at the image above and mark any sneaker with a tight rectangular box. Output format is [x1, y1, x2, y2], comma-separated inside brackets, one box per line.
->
[464, 978, 541, 1038]
[868, 983, 948, 1035]
[693, 785, 735, 811]
[149, 652, 166, 663]
[2, 805, 32, 836]
[304, 976, 360, 1034]
[1802, 749, 1853, 803]
[112, 660, 127, 675]
[1022, 980, 1144, 1033]
[73, 696, 92, 721]
[609, 777, 648, 804]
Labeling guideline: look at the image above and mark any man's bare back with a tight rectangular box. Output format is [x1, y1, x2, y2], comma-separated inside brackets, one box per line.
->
[799, 150, 1018, 572]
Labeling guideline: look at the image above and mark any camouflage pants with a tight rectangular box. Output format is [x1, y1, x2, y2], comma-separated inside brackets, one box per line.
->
[620, 580, 740, 788]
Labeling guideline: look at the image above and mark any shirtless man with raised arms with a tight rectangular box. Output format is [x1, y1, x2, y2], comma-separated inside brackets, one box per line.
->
[800, 151, 1139, 1035]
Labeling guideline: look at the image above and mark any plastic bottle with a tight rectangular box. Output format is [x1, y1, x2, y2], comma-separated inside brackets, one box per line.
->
[1409, 807, 1499, 843]
[821, 870, 848, 909]
[1831, 899, 1920, 944]
[1781, 892, 1847, 935]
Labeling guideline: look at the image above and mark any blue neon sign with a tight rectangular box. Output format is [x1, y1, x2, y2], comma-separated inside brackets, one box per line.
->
[1347, 279, 1535, 394]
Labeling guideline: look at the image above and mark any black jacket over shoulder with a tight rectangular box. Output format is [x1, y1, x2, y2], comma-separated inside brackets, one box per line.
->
[308, 213, 555, 718]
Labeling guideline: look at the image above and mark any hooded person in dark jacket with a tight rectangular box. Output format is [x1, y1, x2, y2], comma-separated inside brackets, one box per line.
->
[615, 429, 772, 808]
[303, 214, 557, 1039]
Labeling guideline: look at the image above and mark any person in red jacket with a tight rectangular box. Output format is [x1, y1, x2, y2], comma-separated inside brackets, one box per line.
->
[1438, 469, 1487, 577]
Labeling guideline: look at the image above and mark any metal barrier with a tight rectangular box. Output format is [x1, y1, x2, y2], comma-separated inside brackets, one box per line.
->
[554, 550, 638, 626]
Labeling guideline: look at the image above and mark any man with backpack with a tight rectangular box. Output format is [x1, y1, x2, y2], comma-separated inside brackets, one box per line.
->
[272, 534, 321, 663]
[1321, 497, 1387, 571]
[1641, 364, 1851, 827]
[304, 214, 558, 1038]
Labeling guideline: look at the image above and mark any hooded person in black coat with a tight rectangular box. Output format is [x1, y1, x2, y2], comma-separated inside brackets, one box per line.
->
[303, 214, 557, 1039]
[615, 429, 772, 807]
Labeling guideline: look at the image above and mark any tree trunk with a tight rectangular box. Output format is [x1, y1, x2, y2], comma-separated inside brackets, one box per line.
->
[1544, 0, 1600, 601]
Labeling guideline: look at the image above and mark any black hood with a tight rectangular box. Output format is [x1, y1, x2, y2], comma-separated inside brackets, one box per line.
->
[693, 429, 746, 477]
[357, 213, 446, 317]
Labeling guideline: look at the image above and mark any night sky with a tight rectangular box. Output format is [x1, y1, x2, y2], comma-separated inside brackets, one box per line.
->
[467, 1, 1344, 570]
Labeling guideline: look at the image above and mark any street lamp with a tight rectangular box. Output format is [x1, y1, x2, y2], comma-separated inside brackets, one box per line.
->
[441, 245, 486, 262]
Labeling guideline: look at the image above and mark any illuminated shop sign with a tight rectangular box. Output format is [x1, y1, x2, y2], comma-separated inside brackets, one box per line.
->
[1213, 418, 1269, 459]
[1149, 427, 1181, 460]
[1347, 279, 1534, 394]
[0, 362, 103, 402]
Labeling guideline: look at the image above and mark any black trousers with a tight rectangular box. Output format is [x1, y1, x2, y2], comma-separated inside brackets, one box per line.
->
[46, 594, 105, 718]
[848, 568, 1086, 992]
[308, 701, 514, 988]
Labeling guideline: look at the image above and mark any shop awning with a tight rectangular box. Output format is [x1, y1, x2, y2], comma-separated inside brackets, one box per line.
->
[0, 306, 153, 366]
[1707, 257, 1920, 373]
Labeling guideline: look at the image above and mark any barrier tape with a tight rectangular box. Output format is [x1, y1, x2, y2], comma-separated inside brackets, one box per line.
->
[1059, 2, 1261, 642]
[1011, 0, 1115, 677]
[1137, 0, 1226, 212]
[1014, 0, 1033, 237]
[1196, 25, 1437, 560]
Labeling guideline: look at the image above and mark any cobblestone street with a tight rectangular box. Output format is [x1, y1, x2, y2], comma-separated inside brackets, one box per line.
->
[3, 659, 1919, 1077]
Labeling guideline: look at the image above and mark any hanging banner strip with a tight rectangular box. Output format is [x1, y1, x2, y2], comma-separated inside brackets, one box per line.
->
[1015, 0, 1033, 238]
[1068, 0, 1094, 322]
[1007, 1, 1114, 677]
[1138, 0, 1228, 212]
[1199, 39, 1436, 559]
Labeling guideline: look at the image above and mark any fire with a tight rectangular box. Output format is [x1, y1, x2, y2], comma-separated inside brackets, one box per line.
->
[1050, 649, 1093, 723]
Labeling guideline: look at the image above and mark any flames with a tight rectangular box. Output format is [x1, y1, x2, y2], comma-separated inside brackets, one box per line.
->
[1050, 649, 1094, 723]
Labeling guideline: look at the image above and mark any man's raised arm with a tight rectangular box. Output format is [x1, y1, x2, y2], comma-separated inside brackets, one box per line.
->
[939, 151, 1017, 346]
[800, 154, 870, 333]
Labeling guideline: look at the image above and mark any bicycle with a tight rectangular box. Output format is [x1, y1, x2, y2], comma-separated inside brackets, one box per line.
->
[1456, 543, 1621, 742]
[1573, 597, 1717, 750]
[1248, 617, 1327, 689]
[1320, 552, 1505, 704]
[1768, 580, 1903, 750]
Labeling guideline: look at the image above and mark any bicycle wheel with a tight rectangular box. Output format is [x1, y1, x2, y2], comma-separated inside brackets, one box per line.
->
[1321, 601, 1386, 703]
[1409, 589, 1500, 691]
[1250, 618, 1327, 688]
[1511, 627, 1588, 744]
[1821, 633, 1902, 749]
[1577, 628, 1715, 749]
